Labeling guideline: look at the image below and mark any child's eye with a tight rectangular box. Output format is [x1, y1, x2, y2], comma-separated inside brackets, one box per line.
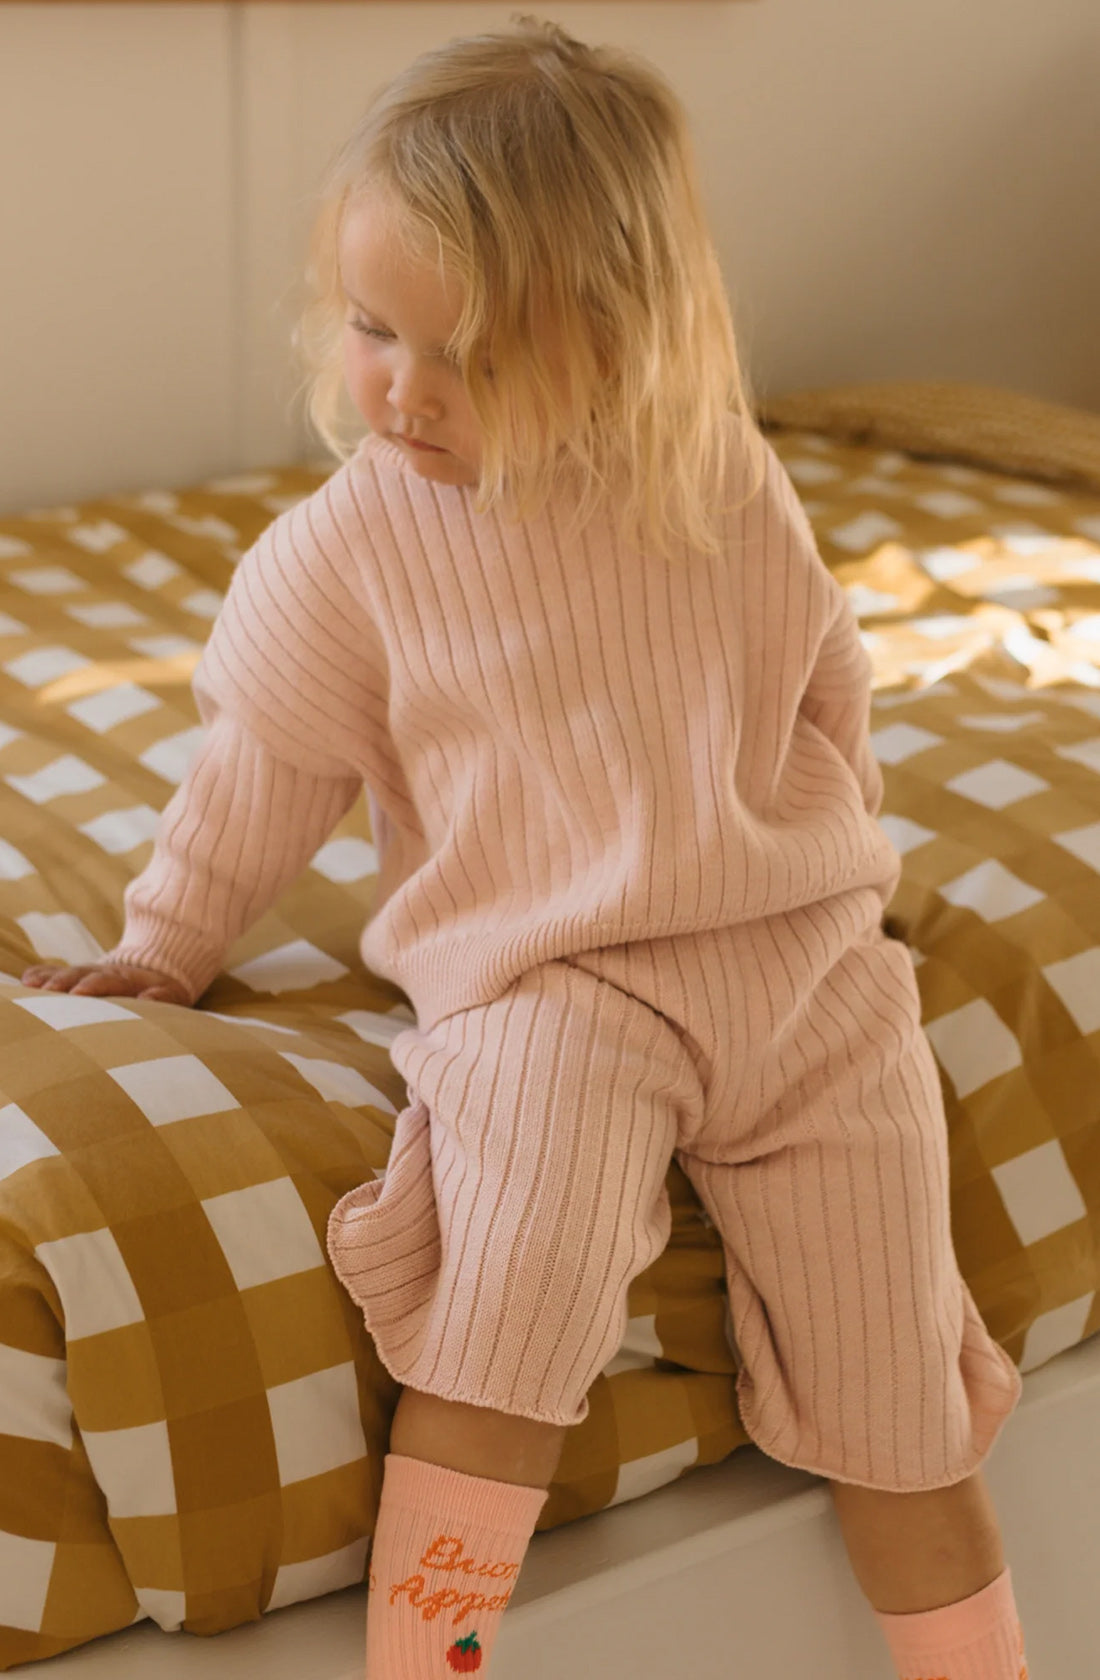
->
[349, 318, 391, 342]
[348, 316, 466, 370]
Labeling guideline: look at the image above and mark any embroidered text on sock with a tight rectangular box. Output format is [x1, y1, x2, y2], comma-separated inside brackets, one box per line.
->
[364, 1452, 549, 1678]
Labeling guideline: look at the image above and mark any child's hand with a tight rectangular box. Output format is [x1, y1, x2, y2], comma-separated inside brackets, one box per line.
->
[19, 961, 192, 1005]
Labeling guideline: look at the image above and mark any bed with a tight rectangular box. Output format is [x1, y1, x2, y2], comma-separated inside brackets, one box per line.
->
[1, 379, 1098, 1677]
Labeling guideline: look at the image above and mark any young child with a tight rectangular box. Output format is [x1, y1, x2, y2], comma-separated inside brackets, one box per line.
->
[22, 15, 1030, 1680]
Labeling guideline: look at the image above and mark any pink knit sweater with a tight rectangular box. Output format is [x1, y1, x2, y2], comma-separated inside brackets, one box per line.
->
[104, 418, 901, 1030]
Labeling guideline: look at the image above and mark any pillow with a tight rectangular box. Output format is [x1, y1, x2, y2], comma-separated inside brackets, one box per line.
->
[757, 379, 1100, 493]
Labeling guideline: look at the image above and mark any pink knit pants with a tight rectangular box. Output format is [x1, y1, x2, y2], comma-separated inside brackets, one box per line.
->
[327, 885, 1022, 1491]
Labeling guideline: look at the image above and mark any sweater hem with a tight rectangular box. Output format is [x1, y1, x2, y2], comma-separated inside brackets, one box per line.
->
[364, 837, 901, 1032]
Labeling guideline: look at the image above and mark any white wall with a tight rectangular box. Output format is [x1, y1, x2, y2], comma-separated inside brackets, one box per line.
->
[1, 0, 1097, 517]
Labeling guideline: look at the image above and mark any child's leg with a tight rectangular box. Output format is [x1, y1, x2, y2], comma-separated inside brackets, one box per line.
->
[390, 1386, 568, 1489]
[326, 960, 697, 1675]
[829, 1467, 1004, 1614]
[830, 1469, 1030, 1678]
[364, 1388, 566, 1678]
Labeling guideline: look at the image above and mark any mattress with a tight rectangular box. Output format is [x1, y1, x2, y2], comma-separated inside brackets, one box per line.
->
[0, 379, 1097, 1669]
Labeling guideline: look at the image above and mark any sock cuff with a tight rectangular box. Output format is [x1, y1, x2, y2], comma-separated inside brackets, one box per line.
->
[382, 1452, 550, 1534]
[875, 1564, 1016, 1655]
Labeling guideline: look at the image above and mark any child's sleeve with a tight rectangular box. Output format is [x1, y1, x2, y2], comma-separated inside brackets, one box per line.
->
[758, 441, 884, 820]
[99, 701, 363, 1004]
[99, 490, 386, 1003]
[799, 575, 884, 820]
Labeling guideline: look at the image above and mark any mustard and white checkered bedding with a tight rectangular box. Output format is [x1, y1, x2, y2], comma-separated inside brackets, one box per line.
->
[1, 381, 1098, 1668]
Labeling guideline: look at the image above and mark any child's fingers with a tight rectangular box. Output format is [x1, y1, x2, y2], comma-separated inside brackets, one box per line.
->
[69, 971, 136, 996]
[24, 965, 90, 990]
[19, 963, 187, 1003]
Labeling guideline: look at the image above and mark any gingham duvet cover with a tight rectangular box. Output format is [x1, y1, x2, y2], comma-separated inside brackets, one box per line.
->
[1, 381, 1098, 1668]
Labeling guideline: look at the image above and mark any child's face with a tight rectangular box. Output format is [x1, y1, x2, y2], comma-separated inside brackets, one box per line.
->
[339, 190, 483, 486]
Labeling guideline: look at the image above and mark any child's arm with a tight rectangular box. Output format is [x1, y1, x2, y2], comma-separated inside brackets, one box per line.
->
[94, 700, 363, 1004]
[756, 439, 884, 819]
[798, 576, 885, 820]
[25, 486, 386, 1003]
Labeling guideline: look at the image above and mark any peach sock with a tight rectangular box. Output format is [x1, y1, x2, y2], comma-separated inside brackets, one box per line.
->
[364, 1453, 549, 1678]
[875, 1565, 1030, 1679]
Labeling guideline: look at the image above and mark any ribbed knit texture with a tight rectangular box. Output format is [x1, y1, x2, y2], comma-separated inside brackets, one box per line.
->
[364, 1453, 548, 1680]
[876, 1566, 1030, 1679]
[323, 903, 1024, 1454]
[102, 415, 901, 1030]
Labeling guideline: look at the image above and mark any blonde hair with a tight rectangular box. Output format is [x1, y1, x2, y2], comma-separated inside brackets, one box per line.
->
[289, 12, 768, 564]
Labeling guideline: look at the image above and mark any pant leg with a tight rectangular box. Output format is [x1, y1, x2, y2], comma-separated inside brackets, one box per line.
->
[668, 903, 1023, 1492]
[326, 959, 705, 1427]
